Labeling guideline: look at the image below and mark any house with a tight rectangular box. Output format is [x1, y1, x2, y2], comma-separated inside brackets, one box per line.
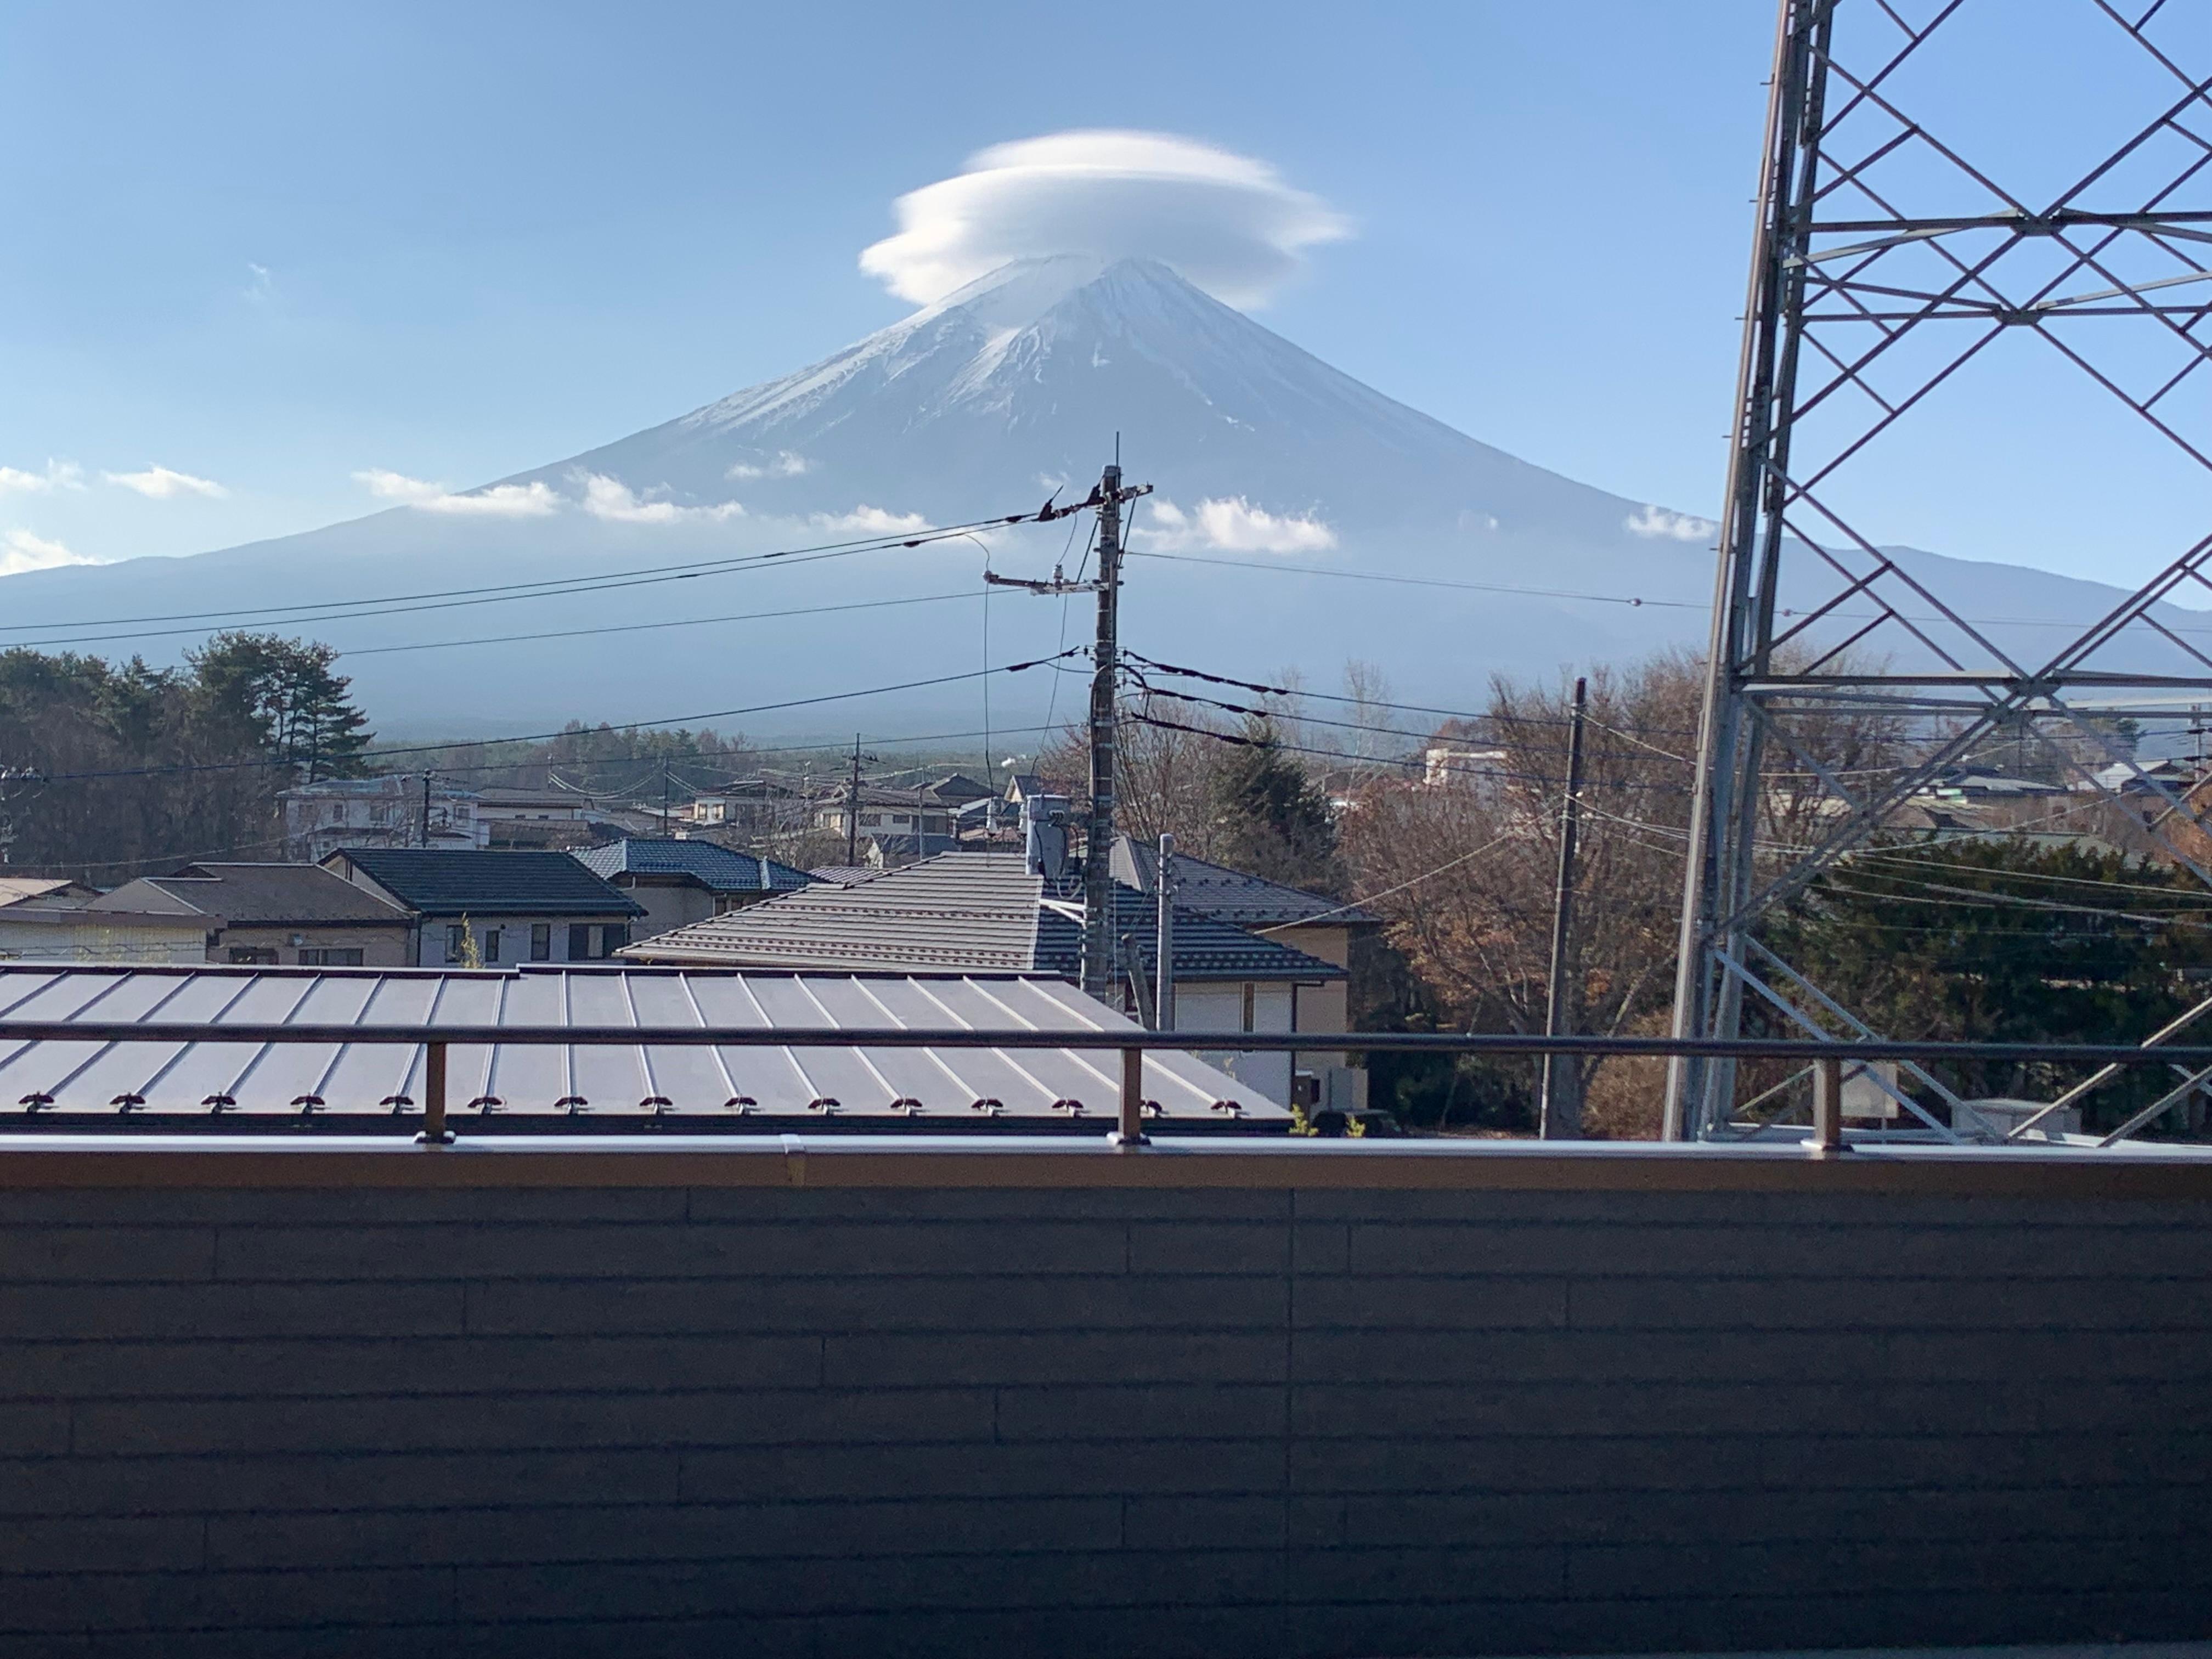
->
[862, 832, 959, 869]
[87, 863, 412, 967]
[281, 776, 486, 861]
[0, 878, 204, 966]
[1423, 745, 1509, 788]
[571, 839, 813, 939]
[320, 848, 644, 967]
[812, 785, 957, 842]
[472, 785, 599, 850]
[0, 962, 1284, 1130]
[1110, 836, 1379, 1101]
[620, 851, 1347, 1105]
[688, 774, 810, 837]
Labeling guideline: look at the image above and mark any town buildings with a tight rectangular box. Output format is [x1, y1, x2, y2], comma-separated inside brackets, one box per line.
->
[320, 848, 644, 967]
[88, 863, 412, 967]
[571, 838, 813, 938]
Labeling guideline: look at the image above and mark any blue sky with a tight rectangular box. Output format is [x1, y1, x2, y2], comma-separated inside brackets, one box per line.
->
[2, 1, 2200, 588]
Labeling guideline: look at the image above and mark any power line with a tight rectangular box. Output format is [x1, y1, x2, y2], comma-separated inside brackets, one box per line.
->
[337, 589, 979, 659]
[33, 648, 1087, 785]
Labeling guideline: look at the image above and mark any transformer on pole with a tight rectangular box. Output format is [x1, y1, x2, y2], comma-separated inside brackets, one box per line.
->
[1667, 0, 2212, 1138]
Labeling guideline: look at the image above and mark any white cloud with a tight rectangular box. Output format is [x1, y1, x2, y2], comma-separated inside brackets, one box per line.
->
[104, 464, 228, 500]
[725, 452, 813, 480]
[1626, 504, 1717, 542]
[809, 505, 930, 535]
[244, 262, 272, 302]
[0, 459, 84, 495]
[0, 528, 94, 576]
[578, 473, 745, 525]
[354, 469, 558, 517]
[1133, 496, 1338, 555]
[860, 130, 1350, 309]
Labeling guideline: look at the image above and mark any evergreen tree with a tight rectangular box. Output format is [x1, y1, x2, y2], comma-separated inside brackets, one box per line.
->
[191, 633, 374, 781]
[1207, 715, 1341, 894]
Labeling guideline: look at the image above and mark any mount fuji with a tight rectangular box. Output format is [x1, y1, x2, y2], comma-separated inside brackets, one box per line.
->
[2, 256, 2183, 738]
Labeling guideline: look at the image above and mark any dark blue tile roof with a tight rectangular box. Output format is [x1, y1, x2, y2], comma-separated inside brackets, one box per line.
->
[329, 849, 644, 918]
[572, 839, 814, 894]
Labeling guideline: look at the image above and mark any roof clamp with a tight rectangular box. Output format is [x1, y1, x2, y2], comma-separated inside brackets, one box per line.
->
[470, 1096, 503, 1113]
[724, 1096, 756, 1113]
[291, 1094, 323, 1114]
[641, 1095, 673, 1116]
[108, 1093, 143, 1113]
[555, 1095, 588, 1115]
[1051, 1098, 1085, 1115]
[808, 1097, 840, 1114]
[381, 1094, 413, 1114]
[21, 1092, 54, 1113]
[889, 1096, 923, 1115]
[970, 1097, 1004, 1115]
[204, 1093, 237, 1113]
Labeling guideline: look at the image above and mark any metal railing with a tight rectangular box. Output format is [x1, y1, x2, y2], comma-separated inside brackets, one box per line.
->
[6, 1020, 2212, 1148]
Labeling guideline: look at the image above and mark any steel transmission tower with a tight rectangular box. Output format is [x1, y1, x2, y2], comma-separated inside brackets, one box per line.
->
[1668, 0, 2212, 1138]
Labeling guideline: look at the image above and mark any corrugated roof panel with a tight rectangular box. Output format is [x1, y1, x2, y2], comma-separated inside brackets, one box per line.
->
[0, 964, 1286, 1125]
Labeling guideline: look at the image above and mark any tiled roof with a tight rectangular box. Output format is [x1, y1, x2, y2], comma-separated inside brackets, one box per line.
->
[328, 849, 644, 919]
[0, 963, 1283, 1124]
[808, 866, 887, 887]
[572, 839, 812, 894]
[1110, 836, 1378, 929]
[625, 852, 1344, 983]
[91, 864, 409, 927]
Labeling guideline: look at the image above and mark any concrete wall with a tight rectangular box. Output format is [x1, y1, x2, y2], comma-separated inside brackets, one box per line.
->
[1, 1143, 2209, 1657]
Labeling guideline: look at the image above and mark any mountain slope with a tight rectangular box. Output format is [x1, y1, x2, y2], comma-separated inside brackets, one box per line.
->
[0, 257, 2186, 737]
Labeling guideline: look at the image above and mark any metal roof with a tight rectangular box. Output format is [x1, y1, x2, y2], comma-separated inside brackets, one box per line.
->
[91, 864, 411, 927]
[623, 853, 1343, 982]
[326, 849, 645, 919]
[0, 964, 1283, 1126]
[1111, 837, 1379, 930]
[572, 839, 813, 894]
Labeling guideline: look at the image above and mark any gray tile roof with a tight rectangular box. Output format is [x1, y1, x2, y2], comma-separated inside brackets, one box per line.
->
[325, 849, 644, 919]
[1110, 836, 1378, 929]
[0, 963, 1282, 1124]
[625, 853, 1344, 983]
[572, 839, 812, 894]
[90, 864, 410, 927]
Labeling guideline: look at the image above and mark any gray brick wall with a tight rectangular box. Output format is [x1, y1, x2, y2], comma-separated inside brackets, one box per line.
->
[2, 1176, 2209, 1657]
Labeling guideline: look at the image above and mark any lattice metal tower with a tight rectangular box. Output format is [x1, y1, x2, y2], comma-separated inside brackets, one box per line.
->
[1667, 0, 2212, 1138]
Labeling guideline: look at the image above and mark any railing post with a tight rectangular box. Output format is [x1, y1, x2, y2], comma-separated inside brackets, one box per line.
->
[416, 1040, 454, 1146]
[1111, 1041, 1149, 1148]
[1810, 1055, 1844, 1154]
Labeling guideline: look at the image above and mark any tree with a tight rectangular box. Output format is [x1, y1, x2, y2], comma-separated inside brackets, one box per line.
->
[191, 634, 375, 782]
[1767, 835, 2212, 1130]
[1207, 715, 1341, 894]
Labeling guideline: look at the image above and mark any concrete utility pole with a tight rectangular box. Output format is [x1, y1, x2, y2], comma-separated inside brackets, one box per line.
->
[845, 735, 864, 867]
[981, 458, 1153, 1003]
[1539, 676, 1588, 1139]
[1154, 831, 1177, 1031]
[419, 770, 433, 850]
[1081, 462, 1125, 1001]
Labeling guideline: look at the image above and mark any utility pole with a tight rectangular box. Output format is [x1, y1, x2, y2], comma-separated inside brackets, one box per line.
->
[1539, 676, 1588, 1139]
[1082, 462, 1125, 1001]
[419, 770, 433, 850]
[983, 456, 1154, 1004]
[1154, 831, 1176, 1031]
[845, 734, 863, 866]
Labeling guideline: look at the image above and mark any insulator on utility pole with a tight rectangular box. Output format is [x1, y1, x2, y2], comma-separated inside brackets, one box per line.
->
[1539, 676, 1588, 1140]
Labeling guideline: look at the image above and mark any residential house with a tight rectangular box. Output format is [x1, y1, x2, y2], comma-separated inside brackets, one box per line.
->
[1424, 745, 1509, 789]
[87, 863, 413, 967]
[862, 832, 958, 869]
[812, 785, 957, 842]
[472, 786, 599, 850]
[572, 839, 813, 939]
[688, 774, 810, 838]
[621, 851, 1347, 1105]
[1110, 836, 1379, 1104]
[282, 776, 486, 862]
[320, 848, 645, 967]
[0, 878, 204, 966]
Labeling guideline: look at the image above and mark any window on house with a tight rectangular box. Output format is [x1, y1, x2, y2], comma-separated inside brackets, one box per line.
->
[600, 924, 629, 955]
[297, 947, 364, 967]
[447, 924, 467, 962]
[227, 946, 279, 965]
[568, 923, 591, 960]
[530, 924, 551, 962]
[482, 928, 501, 963]
[1242, 983, 1256, 1032]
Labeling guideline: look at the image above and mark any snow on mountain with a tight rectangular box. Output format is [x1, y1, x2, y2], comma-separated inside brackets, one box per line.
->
[0, 256, 2188, 738]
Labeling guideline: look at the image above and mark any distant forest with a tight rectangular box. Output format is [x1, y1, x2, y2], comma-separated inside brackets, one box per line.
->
[0, 635, 372, 880]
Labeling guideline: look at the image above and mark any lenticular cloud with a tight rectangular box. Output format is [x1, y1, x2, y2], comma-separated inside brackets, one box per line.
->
[861, 131, 1349, 309]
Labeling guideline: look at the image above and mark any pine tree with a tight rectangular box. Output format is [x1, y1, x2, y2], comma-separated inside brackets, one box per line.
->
[1207, 715, 1341, 894]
